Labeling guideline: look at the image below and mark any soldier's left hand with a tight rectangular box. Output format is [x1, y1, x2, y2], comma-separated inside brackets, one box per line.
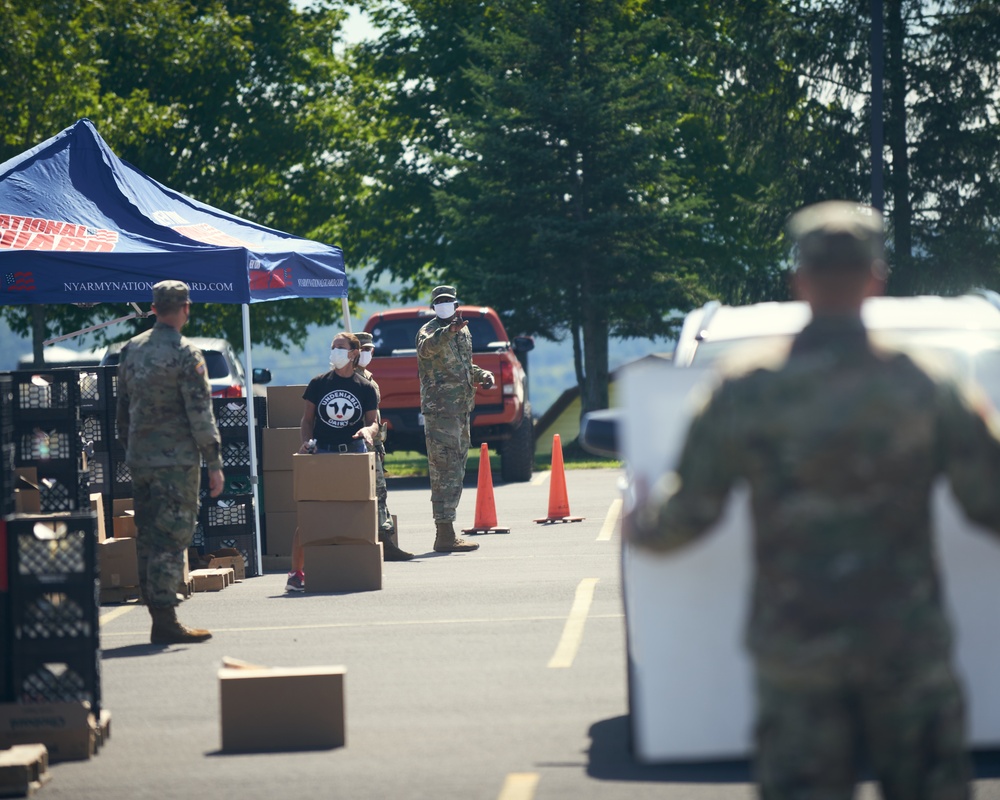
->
[482, 372, 496, 389]
[208, 469, 225, 499]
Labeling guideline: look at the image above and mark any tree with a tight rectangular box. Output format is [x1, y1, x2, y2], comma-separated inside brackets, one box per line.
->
[0, 0, 363, 358]
[348, 0, 738, 415]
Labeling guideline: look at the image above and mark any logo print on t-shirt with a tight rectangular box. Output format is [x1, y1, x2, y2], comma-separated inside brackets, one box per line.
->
[318, 390, 362, 429]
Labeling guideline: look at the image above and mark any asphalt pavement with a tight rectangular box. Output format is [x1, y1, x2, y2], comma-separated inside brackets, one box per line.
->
[41, 466, 1000, 799]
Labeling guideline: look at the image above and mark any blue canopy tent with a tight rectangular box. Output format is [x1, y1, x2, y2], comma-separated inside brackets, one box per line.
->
[0, 118, 351, 565]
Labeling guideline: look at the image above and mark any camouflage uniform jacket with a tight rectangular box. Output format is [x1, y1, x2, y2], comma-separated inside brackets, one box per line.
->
[116, 322, 223, 469]
[633, 316, 1000, 674]
[416, 317, 489, 415]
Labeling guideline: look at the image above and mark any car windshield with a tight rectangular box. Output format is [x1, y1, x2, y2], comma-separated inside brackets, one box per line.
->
[691, 329, 1000, 382]
[369, 317, 501, 355]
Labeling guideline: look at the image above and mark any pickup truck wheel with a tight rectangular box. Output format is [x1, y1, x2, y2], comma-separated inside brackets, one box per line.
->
[500, 407, 534, 483]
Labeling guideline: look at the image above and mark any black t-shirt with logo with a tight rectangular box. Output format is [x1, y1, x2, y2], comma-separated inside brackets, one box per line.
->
[302, 371, 378, 450]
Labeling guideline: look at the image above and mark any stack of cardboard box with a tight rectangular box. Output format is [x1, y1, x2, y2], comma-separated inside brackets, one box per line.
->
[97, 497, 140, 604]
[261, 386, 305, 570]
[293, 452, 383, 592]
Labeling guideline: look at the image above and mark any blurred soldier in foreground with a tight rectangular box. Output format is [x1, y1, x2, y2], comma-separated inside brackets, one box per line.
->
[356, 330, 414, 561]
[117, 280, 224, 644]
[627, 201, 1000, 799]
[416, 285, 495, 552]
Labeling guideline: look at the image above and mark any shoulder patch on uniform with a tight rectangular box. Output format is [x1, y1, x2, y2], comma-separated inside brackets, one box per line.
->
[195, 358, 206, 375]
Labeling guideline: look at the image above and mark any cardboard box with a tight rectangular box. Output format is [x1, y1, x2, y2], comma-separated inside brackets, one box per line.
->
[220, 662, 345, 753]
[266, 385, 307, 429]
[90, 493, 107, 542]
[297, 501, 377, 546]
[112, 499, 136, 538]
[263, 471, 296, 513]
[14, 468, 40, 514]
[99, 537, 139, 589]
[0, 702, 99, 762]
[207, 555, 245, 581]
[305, 542, 383, 593]
[293, 453, 375, 502]
[262, 428, 302, 472]
[190, 567, 234, 592]
[262, 555, 292, 573]
[265, 512, 297, 556]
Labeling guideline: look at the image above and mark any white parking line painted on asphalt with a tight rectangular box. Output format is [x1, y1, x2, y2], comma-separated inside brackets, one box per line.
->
[498, 772, 539, 800]
[597, 498, 622, 542]
[100, 611, 625, 638]
[100, 605, 136, 625]
[530, 470, 550, 486]
[547, 577, 599, 669]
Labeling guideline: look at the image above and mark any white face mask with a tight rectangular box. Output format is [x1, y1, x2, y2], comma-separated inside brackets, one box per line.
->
[329, 348, 352, 370]
[358, 350, 373, 368]
[434, 301, 457, 320]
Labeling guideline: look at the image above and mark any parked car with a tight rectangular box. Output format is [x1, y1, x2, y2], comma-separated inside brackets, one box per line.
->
[362, 305, 536, 482]
[100, 337, 271, 398]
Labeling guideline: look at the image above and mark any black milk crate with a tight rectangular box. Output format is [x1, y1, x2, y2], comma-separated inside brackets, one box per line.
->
[11, 370, 81, 423]
[9, 646, 101, 715]
[5, 513, 99, 591]
[201, 532, 259, 578]
[80, 411, 112, 454]
[0, 592, 9, 702]
[10, 583, 100, 652]
[220, 440, 252, 468]
[74, 367, 116, 413]
[213, 397, 267, 438]
[109, 454, 132, 496]
[87, 453, 132, 498]
[0, 373, 13, 437]
[200, 467, 253, 497]
[14, 419, 84, 469]
[17, 466, 90, 514]
[201, 494, 254, 533]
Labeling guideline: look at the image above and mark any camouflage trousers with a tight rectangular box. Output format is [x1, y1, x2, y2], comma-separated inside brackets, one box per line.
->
[423, 412, 470, 522]
[375, 444, 393, 532]
[754, 658, 970, 800]
[131, 465, 200, 608]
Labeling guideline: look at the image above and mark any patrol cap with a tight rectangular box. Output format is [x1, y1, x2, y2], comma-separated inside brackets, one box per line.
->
[355, 331, 375, 348]
[151, 279, 191, 311]
[431, 285, 457, 303]
[788, 201, 884, 271]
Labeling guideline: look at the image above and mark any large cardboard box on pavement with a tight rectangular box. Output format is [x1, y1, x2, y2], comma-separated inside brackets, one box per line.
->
[293, 452, 375, 502]
[99, 537, 139, 589]
[297, 501, 377, 546]
[263, 470, 296, 513]
[305, 542, 382, 593]
[262, 427, 302, 472]
[219, 662, 346, 752]
[0, 702, 101, 762]
[265, 511, 297, 555]
[265, 385, 307, 429]
[111, 499, 136, 538]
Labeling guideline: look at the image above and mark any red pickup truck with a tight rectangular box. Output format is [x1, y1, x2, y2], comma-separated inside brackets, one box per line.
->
[362, 306, 536, 482]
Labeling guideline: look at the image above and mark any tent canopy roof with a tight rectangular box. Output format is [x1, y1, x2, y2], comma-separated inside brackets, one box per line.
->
[0, 119, 346, 305]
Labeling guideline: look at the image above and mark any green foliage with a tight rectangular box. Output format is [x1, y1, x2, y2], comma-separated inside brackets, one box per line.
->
[0, 0, 356, 355]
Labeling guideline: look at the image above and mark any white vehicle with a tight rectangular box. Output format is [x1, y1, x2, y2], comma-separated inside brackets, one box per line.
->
[582, 291, 1000, 763]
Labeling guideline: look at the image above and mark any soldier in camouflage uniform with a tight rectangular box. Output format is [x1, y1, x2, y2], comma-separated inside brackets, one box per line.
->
[627, 202, 1000, 799]
[117, 280, 225, 645]
[356, 331, 414, 561]
[417, 285, 496, 552]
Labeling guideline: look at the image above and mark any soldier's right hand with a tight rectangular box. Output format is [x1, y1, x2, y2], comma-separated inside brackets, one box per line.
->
[449, 318, 468, 332]
[208, 468, 225, 498]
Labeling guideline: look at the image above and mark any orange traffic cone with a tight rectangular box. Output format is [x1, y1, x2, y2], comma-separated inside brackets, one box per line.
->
[534, 434, 585, 524]
[462, 443, 511, 535]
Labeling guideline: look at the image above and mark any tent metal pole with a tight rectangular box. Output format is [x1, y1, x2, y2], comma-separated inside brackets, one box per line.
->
[241, 303, 264, 574]
[341, 296, 352, 332]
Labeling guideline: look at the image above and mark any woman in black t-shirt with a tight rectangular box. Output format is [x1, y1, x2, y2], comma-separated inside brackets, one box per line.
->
[286, 332, 380, 591]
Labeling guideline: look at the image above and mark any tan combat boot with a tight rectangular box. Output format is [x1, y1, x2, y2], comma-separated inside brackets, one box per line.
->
[433, 521, 479, 553]
[149, 605, 212, 644]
